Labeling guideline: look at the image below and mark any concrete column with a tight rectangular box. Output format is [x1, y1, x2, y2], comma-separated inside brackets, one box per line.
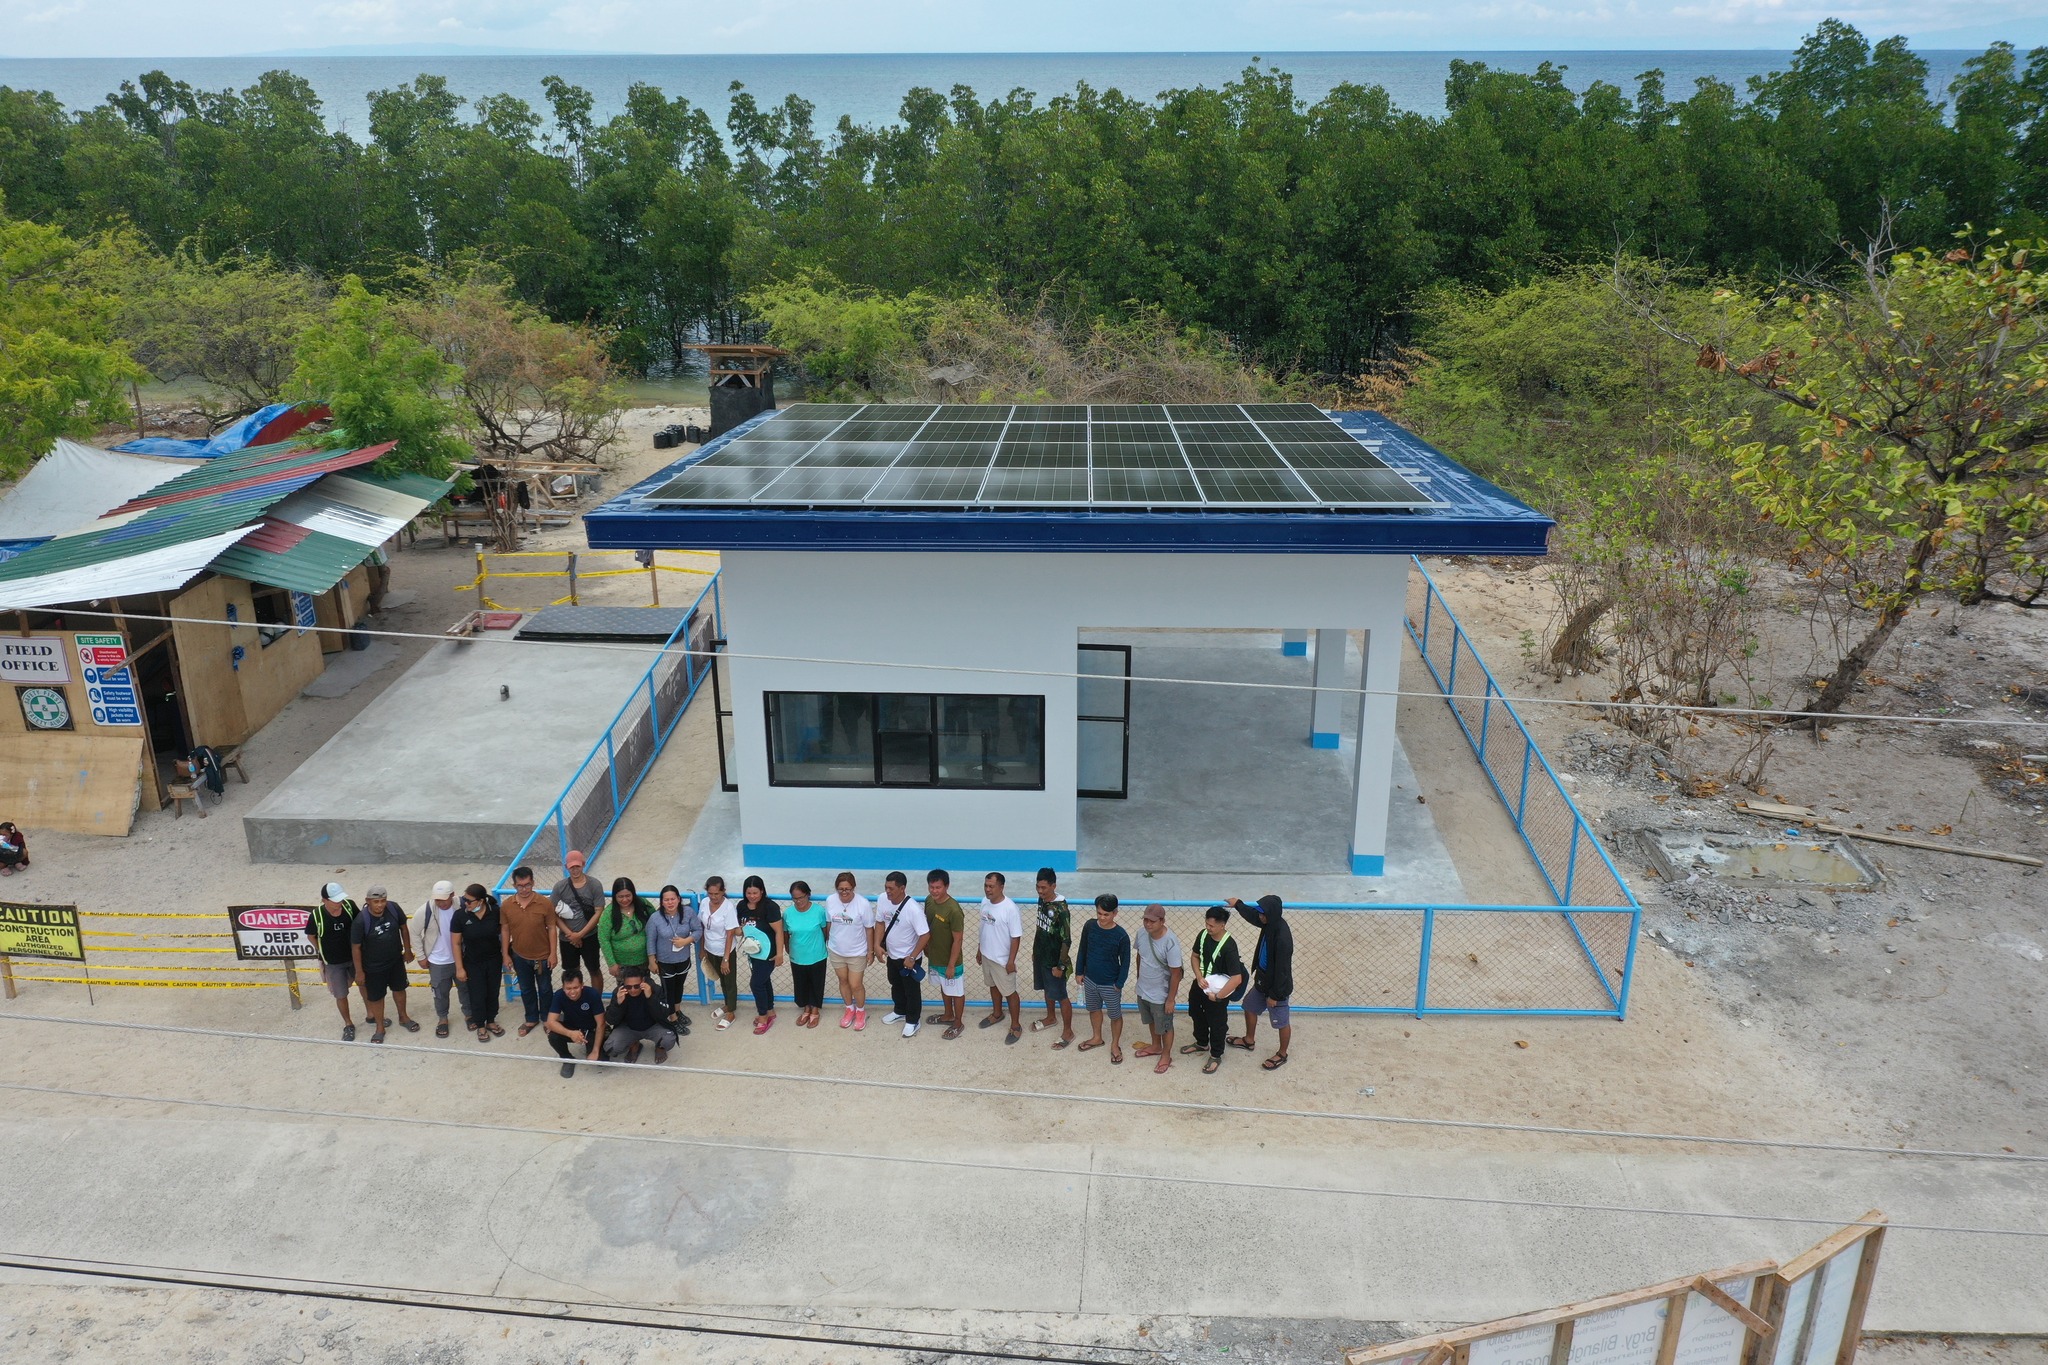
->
[1310, 629, 1346, 749]
[1348, 617, 1401, 877]
[1281, 629, 1308, 657]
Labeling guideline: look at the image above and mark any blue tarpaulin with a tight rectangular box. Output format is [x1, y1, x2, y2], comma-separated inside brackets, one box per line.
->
[113, 402, 326, 460]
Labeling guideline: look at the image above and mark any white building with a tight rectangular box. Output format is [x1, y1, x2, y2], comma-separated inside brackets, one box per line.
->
[588, 404, 1550, 875]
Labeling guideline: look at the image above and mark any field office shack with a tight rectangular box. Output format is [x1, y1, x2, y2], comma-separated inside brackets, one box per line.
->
[586, 403, 1551, 874]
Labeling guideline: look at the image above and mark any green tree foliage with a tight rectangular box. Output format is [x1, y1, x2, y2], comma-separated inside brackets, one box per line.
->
[2, 22, 2041, 376]
[78, 228, 329, 413]
[288, 275, 467, 478]
[745, 274, 925, 397]
[1683, 237, 2048, 716]
[0, 203, 140, 475]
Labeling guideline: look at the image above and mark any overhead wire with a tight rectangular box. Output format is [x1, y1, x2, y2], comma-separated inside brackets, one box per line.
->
[37, 604, 2048, 732]
[0, 1250, 1152, 1364]
[0, 1013, 2039, 1166]
[1, 1078, 2028, 1239]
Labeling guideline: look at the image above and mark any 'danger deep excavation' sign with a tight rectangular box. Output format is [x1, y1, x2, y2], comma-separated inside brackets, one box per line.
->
[227, 905, 319, 961]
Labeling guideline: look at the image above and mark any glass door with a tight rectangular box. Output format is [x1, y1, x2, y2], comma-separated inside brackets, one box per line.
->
[1077, 643, 1131, 799]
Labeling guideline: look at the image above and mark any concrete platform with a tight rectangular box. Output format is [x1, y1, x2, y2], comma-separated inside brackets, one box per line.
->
[242, 634, 652, 863]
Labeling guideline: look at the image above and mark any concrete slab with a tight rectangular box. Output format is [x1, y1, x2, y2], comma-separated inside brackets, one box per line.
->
[297, 637, 402, 698]
[0, 1114, 2038, 1333]
[242, 635, 652, 863]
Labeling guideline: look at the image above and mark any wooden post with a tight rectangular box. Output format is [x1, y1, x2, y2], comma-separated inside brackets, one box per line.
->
[1550, 1320, 1575, 1365]
[1653, 1293, 1687, 1365]
[2, 954, 15, 1000]
[475, 548, 487, 611]
[283, 959, 303, 1011]
[567, 551, 579, 606]
[130, 378, 146, 437]
[648, 557, 660, 606]
[1833, 1222, 1886, 1365]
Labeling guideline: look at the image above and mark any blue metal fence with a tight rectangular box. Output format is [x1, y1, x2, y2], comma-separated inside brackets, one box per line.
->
[492, 573, 722, 896]
[502, 558, 1639, 1020]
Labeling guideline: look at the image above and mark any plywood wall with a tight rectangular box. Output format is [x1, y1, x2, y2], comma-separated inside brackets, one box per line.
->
[166, 576, 329, 747]
[0, 733, 144, 835]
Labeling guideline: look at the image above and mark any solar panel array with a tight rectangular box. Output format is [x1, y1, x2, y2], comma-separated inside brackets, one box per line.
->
[647, 403, 1437, 510]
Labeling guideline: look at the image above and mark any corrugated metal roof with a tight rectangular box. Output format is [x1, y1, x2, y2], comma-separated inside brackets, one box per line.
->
[112, 439, 395, 514]
[213, 465, 455, 596]
[211, 527, 383, 595]
[0, 526, 260, 610]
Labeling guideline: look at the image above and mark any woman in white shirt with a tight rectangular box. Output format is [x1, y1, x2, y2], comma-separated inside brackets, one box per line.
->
[824, 871, 877, 1031]
[700, 875, 742, 1030]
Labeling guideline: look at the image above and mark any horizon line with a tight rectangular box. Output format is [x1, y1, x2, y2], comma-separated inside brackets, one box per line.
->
[0, 43, 2016, 61]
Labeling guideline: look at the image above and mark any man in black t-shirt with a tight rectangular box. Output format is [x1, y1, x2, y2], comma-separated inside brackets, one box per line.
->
[311, 883, 362, 1040]
[545, 970, 607, 1077]
[602, 967, 677, 1064]
[349, 886, 418, 1044]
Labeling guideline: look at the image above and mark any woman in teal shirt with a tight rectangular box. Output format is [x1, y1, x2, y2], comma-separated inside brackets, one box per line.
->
[783, 879, 829, 1029]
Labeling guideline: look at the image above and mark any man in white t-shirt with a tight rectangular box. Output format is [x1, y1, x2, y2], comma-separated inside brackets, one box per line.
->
[875, 871, 930, 1038]
[975, 871, 1024, 1045]
[415, 879, 468, 1039]
[825, 872, 877, 1031]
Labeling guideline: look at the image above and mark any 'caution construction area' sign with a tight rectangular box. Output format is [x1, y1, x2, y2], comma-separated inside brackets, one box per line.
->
[0, 902, 84, 962]
[227, 905, 319, 961]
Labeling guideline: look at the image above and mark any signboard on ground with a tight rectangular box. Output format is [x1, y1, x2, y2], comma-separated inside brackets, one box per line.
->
[75, 633, 142, 727]
[228, 905, 320, 961]
[0, 902, 85, 962]
[0, 637, 70, 684]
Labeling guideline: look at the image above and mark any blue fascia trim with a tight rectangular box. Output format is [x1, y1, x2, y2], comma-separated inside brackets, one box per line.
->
[1349, 853, 1386, 876]
[744, 844, 1078, 873]
[1280, 640, 1309, 656]
[1310, 732, 1341, 749]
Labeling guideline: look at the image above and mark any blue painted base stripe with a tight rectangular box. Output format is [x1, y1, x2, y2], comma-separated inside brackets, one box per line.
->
[1310, 732, 1341, 749]
[744, 844, 1077, 873]
[1280, 641, 1308, 656]
[1349, 854, 1386, 876]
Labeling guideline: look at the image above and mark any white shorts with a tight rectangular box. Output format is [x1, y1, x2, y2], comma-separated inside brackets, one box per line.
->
[936, 969, 966, 998]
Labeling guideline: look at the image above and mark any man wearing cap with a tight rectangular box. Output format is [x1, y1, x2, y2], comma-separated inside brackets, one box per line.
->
[1131, 904, 1183, 1074]
[416, 879, 469, 1038]
[500, 865, 559, 1039]
[550, 850, 604, 983]
[311, 882, 362, 1041]
[349, 886, 420, 1044]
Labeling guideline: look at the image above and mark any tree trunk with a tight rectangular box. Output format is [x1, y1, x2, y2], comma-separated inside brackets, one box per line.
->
[1804, 606, 1907, 718]
[1548, 597, 1612, 673]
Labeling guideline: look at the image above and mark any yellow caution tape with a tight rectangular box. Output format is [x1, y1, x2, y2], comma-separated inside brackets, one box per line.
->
[83, 945, 236, 955]
[84, 931, 233, 939]
[58, 961, 300, 974]
[6, 977, 280, 989]
[78, 913, 222, 920]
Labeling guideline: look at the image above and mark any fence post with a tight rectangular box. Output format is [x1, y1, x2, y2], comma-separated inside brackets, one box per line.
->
[1564, 825, 1582, 905]
[283, 959, 303, 1011]
[1, 953, 14, 1000]
[475, 548, 487, 611]
[1517, 741, 1534, 824]
[1479, 681, 1493, 756]
[567, 551, 579, 606]
[1419, 585, 1433, 656]
[554, 807, 569, 867]
[647, 668, 661, 737]
[606, 731, 620, 816]
[1445, 631, 1459, 703]
[648, 557, 660, 607]
[1414, 907, 1434, 1018]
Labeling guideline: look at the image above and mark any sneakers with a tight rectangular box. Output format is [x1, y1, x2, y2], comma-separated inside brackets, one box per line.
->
[853, 1007, 868, 1031]
[883, 1012, 905, 1024]
[839, 1008, 853, 1029]
[560, 1061, 576, 1078]
[902, 1022, 919, 1038]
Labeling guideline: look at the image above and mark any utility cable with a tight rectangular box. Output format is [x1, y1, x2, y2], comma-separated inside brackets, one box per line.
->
[0, 1013, 2038, 1166]
[0, 1250, 1150, 1364]
[41, 604, 2048, 732]
[0, 1079, 2024, 1239]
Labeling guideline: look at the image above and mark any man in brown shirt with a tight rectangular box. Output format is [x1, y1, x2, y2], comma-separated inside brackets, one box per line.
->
[500, 865, 560, 1038]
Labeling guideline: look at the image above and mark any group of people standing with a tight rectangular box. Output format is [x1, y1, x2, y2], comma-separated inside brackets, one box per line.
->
[302, 855, 1297, 1077]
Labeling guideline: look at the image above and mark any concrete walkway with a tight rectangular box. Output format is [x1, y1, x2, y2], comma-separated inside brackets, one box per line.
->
[0, 1105, 2038, 1334]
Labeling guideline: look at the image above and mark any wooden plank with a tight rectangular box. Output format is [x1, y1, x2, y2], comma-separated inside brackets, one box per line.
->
[1777, 1212, 1885, 1283]
[1742, 1278, 1787, 1365]
[1736, 801, 1818, 820]
[0, 733, 144, 836]
[1552, 1318, 1575, 1365]
[1654, 1293, 1688, 1365]
[1812, 822, 2043, 868]
[1363, 1261, 1778, 1353]
[1693, 1277, 1774, 1336]
[1832, 1225, 1886, 1365]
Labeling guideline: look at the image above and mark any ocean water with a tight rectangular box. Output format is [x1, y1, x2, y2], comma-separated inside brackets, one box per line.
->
[0, 50, 1984, 134]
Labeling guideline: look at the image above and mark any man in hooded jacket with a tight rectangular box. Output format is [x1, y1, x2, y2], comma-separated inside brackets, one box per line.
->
[1227, 895, 1294, 1070]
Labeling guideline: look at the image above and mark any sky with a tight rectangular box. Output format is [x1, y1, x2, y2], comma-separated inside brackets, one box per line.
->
[1, 0, 2043, 56]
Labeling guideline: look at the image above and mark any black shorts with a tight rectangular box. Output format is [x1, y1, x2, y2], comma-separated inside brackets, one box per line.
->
[360, 959, 409, 1001]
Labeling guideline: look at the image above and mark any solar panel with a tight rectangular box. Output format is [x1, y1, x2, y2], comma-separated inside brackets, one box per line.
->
[646, 403, 1437, 510]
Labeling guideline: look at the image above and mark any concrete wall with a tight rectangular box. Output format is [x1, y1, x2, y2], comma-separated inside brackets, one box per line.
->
[721, 550, 1409, 870]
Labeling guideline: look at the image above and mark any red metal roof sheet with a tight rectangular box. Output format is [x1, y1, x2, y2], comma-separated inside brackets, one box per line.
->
[112, 442, 396, 515]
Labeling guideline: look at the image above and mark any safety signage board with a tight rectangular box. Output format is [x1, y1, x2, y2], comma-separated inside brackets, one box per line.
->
[76, 633, 142, 727]
[0, 637, 70, 684]
[291, 591, 318, 634]
[0, 902, 85, 962]
[227, 904, 320, 961]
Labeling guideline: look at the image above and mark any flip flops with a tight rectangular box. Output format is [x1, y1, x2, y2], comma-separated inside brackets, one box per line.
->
[1262, 1053, 1290, 1070]
[400, 1018, 420, 1033]
[434, 1020, 449, 1039]
[1076, 1039, 1104, 1052]
[1227, 1037, 1255, 1051]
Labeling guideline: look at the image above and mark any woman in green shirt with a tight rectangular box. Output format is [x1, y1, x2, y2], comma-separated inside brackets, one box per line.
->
[782, 880, 829, 1029]
[597, 876, 651, 982]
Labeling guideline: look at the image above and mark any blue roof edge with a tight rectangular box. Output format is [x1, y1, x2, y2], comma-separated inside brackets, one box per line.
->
[584, 409, 1554, 556]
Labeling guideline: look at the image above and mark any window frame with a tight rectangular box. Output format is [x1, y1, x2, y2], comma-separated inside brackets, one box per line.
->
[765, 690, 1045, 791]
